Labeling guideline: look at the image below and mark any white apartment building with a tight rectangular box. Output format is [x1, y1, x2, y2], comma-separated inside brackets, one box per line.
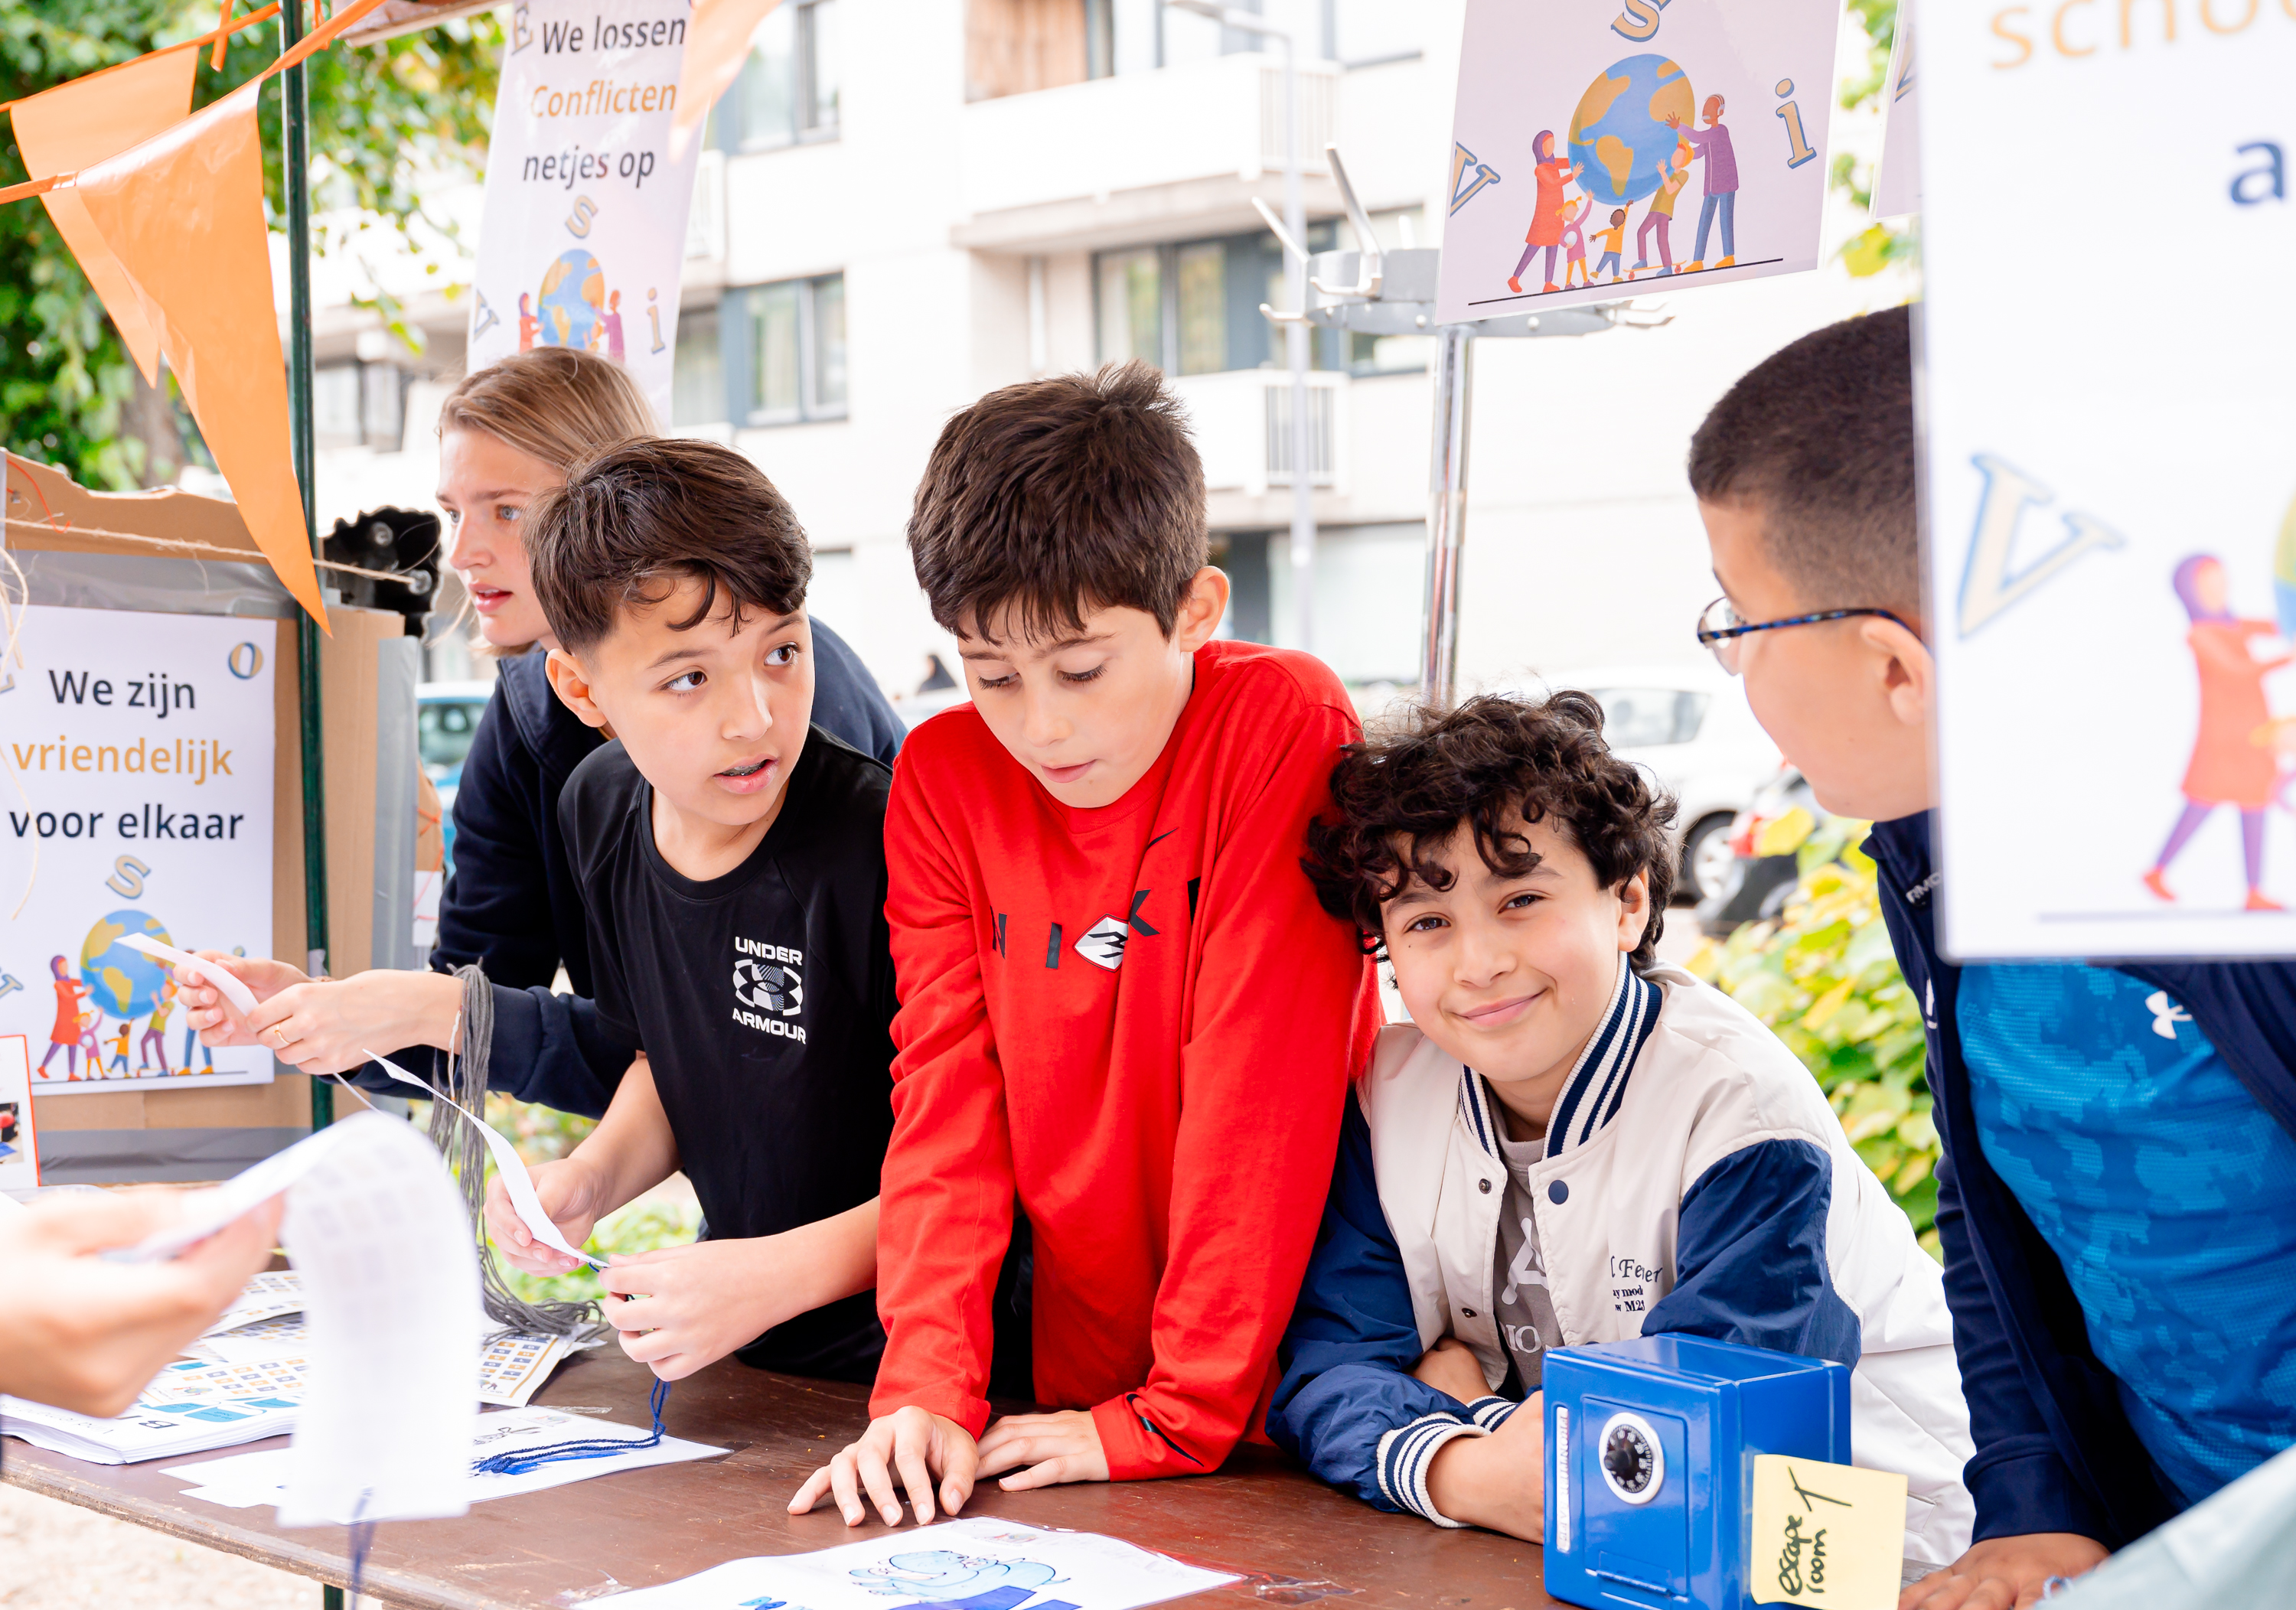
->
[305, 0, 1907, 702]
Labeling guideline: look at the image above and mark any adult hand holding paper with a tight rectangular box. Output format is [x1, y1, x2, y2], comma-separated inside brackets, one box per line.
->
[363, 1051, 605, 1270]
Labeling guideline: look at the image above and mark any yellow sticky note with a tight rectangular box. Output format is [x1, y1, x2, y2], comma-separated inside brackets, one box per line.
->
[1749, 1454, 1906, 1609]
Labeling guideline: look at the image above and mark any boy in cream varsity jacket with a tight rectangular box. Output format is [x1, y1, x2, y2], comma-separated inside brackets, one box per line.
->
[1270, 694, 1974, 1567]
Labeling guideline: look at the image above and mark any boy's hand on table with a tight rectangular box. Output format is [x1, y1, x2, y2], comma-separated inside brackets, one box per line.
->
[1898, 1534, 2108, 1610]
[1412, 1336, 1492, 1404]
[1424, 1392, 1544, 1542]
[0, 1189, 285, 1417]
[598, 1238, 794, 1381]
[483, 1156, 607, 1276]
[790, 1406, 980, 1527]
[177, 953, 308, 1045]
[976, 1409, 1110, 1491]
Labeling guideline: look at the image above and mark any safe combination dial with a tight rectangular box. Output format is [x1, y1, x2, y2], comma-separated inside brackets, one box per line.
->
[1596, 1411, 1665, 1505]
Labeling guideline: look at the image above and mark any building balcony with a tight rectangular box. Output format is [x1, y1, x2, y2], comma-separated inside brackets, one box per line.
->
[951, 52, 1343, 255]
[1170, 367, 1348, 500]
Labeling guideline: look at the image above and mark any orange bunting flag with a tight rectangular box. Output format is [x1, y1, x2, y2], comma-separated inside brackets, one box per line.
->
[9, 48, 199, 387]
[73, 80, 329, 628]
[671, 0, 784, 159]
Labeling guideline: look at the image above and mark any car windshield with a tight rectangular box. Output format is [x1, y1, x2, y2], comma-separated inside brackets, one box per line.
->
[1583, 687, 1708, 747]
[419, 701, 484, 771]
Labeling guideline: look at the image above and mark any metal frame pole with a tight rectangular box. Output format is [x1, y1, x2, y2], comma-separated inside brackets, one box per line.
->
[1420, 325, 1473, 707]
[281, 2, 332, 1142]
[1280, 33, 1314, 653]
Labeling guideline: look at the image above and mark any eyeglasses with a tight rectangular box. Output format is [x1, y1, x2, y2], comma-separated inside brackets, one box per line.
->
[1694, 596, 1910, 675]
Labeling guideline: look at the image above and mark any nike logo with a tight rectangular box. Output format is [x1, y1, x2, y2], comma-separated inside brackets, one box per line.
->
[1146, 829, 1178, 851]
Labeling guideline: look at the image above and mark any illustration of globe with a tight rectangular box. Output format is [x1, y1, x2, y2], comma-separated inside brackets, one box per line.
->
[536, 249, 606, 349]
[1567, 54, 1697, 208]
[80, 911, 171, 1018]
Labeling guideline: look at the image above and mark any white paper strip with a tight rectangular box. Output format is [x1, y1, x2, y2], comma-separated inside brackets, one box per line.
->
[276, 1111, 481, 1527]
[363, 1049, 605, 1269]
[119, 932, 261, 1017]
[111, 1126, 349, 1263]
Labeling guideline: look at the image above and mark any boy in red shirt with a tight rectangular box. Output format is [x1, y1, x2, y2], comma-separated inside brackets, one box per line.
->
[792, 363, 1379, 1527]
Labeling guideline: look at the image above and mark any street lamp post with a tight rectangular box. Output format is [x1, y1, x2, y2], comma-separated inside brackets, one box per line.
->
[1169, 0, 1315, 653]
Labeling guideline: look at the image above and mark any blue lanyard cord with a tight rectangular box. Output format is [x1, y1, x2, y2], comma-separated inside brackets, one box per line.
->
[345, 1491, 375, 1610]
[470, 1378, 671, 1477]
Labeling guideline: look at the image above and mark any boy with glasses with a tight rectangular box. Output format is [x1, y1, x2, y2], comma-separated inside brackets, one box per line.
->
[1690, 306, 2296, 1608]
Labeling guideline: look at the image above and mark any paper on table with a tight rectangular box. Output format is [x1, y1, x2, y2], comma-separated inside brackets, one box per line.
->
[364, 1048, 605, 1269]
[274, 1111, 481, 1527]
[202, 1270, 304, 1336]
[592, 1517, 1240, 1610]
[1749, 1454, 1907, 1609]
[168, 1406, 726, 1518]
[119, 932, 260, 1017]
[112, 1124, 351, 1263]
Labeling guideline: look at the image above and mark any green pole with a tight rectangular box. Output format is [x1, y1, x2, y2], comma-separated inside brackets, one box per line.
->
[280, 0, 332, 1159]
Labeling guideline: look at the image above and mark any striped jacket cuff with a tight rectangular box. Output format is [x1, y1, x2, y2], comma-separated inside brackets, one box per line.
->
[1467, 1395, 1521, 1432]
[1375, 1412, 1488, 1527]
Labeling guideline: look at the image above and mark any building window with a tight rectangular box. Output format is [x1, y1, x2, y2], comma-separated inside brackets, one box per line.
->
[720, 0, 839, 152]
[313, 363, 361, 448]
[313, 360, 406, 450]
[671, 307, 725, 427]
[726, 273, 848, 425]
[1092, 226, 1338, 374]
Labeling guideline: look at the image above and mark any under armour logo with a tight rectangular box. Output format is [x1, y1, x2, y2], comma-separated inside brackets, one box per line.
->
[2144, 991, 2191, 1041]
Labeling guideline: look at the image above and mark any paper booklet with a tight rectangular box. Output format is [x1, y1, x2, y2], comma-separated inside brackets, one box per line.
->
[592, 1517, 1240, 1610]
[167, 1406, 725, 1519]
[2, 1355, 308, 1465]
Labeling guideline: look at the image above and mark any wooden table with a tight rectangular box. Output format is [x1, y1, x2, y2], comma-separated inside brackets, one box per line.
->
[3, 1347, 1564, 1609]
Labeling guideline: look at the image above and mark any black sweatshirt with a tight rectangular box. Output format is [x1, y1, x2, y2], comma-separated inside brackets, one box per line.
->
[561, 731, 897, 1380]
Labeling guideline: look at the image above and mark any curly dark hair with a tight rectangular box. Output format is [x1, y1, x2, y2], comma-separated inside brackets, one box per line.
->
[1303, 692, 1677, 970]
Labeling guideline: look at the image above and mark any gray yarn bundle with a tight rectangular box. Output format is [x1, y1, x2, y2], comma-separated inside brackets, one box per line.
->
[430, 964, 601, 1339]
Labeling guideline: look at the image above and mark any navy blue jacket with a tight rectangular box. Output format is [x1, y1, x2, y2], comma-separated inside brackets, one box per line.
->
[365, 619, 902, 1113]
[1866, 811, 2296, 1548]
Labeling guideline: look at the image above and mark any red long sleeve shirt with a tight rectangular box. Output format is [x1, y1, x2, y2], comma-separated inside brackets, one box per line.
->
[872, 640, 1379, 1479]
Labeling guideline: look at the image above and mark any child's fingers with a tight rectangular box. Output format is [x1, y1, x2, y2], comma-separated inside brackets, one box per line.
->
[857, 1444, 904, 1528]
[788, 1464, 833, 1515]
[895, 1439, 938, 1526]
[997, 1455, 1078, 1492]
[829, 1452, 868, 1526]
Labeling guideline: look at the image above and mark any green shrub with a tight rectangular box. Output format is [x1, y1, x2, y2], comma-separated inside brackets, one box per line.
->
[1686, 817, 1942, 1257]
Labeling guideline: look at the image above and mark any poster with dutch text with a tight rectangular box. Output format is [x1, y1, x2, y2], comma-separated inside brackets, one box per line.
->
[2, 606, 276, 1090]
[467, 0, 710, 422]
[1922, 10, 2296, 959]
[1435, 0, 1843, 324]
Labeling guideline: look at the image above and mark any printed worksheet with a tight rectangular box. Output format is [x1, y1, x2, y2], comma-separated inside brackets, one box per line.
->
[593, 1518, 1238, 1610]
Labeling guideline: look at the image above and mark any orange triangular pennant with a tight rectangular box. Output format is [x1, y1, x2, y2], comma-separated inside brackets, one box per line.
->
[73, 80, 328, 628]
[10, 47, 197, 387]
[671, 0, 784, 159]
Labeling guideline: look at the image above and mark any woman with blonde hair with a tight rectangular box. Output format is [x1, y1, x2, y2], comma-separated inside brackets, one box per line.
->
[178, 347, 902, 1116]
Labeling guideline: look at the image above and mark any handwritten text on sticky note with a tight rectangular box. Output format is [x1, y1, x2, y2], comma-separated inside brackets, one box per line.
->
[1750, 1454, 1906, 1609]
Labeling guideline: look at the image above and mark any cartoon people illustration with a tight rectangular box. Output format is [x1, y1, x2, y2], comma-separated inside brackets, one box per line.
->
[2146, 554, 2291, 910]
[1633, 135, 1694, 279]
[106, 1018, 132, 1077]
[852, 1551, 1066, 1607]
[1591, 207, 1629, 282]
[1668, 93, 1739, 272]
[142, 980, 177, 1073]
[1559, 194, 1593, 288]
[38, 956, 90, 1080]
[517, 292, 540, 353]
[600, 290, 626, 363]
[1508, 130, 1582, 295]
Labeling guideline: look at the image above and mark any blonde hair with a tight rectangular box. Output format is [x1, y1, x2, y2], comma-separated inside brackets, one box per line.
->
[437, 347, 657, 474]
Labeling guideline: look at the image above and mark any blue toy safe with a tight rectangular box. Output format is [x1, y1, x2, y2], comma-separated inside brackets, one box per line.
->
[1542, 1335, 1852, 1610]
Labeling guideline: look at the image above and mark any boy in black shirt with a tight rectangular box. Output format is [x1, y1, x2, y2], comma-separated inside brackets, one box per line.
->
[484, 437, 893, 1383]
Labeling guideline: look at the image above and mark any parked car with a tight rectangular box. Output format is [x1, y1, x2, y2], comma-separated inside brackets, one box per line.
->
[1694, 766, 1831, 935]
[1517, 664, 1785, 904]
[418, 680, 494, 869]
